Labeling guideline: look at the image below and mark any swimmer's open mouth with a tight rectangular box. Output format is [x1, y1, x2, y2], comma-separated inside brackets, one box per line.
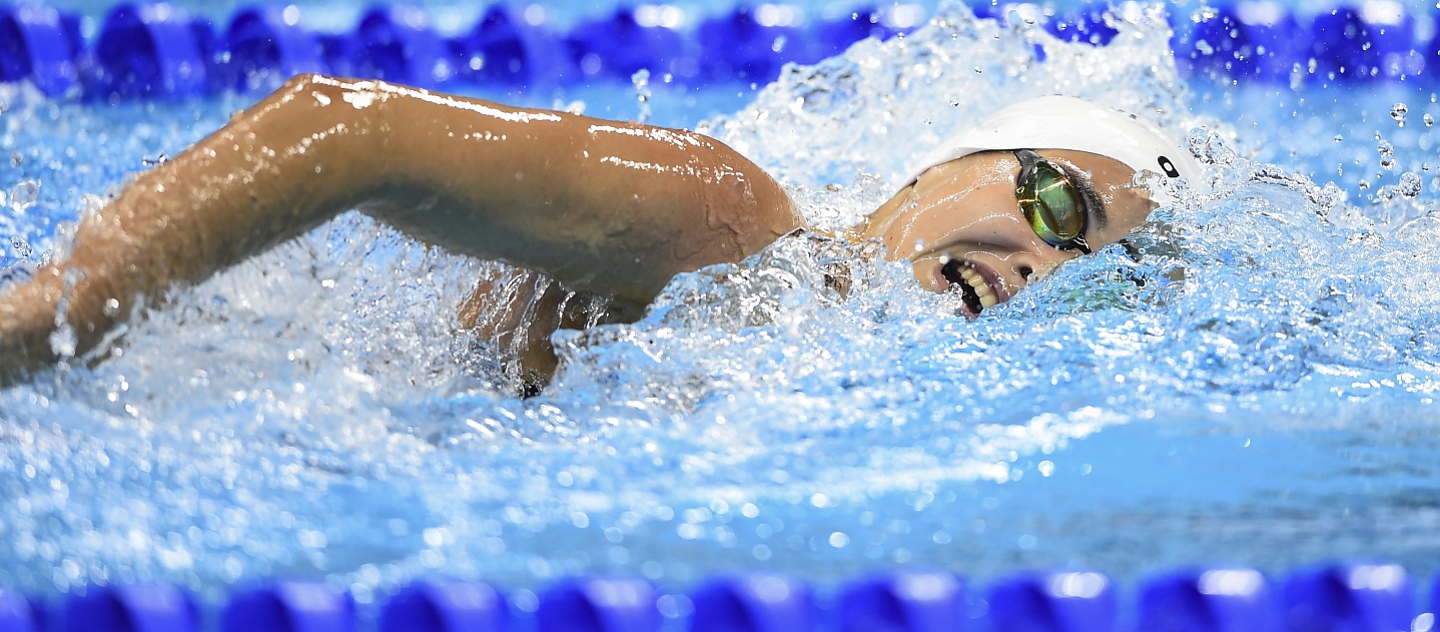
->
[942, 259, 1002, 317]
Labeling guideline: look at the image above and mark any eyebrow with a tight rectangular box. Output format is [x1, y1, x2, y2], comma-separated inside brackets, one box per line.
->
[1054, 160, 1109, 232]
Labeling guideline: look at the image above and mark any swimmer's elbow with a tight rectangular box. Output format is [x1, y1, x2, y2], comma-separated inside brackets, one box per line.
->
[276, 72, 346, 96]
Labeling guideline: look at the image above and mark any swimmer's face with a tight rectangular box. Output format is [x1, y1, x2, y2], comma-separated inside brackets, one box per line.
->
[861, 149, 1154, 317]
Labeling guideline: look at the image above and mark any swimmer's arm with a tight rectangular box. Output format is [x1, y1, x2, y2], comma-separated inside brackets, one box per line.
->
[363, 75, 802, 300]
[0, 73, 801, 378]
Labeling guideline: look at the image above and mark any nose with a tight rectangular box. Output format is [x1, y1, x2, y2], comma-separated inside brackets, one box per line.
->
[985, 240, 1080, 298]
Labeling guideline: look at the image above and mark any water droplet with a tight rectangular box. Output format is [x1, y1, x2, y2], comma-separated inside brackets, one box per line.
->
[1358, 179, 1371, 190]
[49, 323, 77, 358]
[10, 180, 39, 212]
[1379, 142, 1395, 169]
[631, 68, 652, 125]
[1399, 172, 1423, 198]
[1334, 134, 1344, 142]
[1391, 103, 1407, 126]
[9, 152, 20, 167]
[102, 298, 122, 318]
[10, 235, 32, 259]
[973, 66, 983, 74]
[142, 153, 169, 167]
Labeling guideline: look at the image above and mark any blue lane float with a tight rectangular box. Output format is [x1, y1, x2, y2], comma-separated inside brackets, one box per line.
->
[63, 584, 198, 632]
[0, 4, 78, 97]
[1282, 564, 1413, 632]
[351, 4, 449, 89]
[6, 1, 1440, 99]
[986, 571, 1117, 632]
[453, 4, 572, 89]
[690, 573, 814, 632]
[537, 577, 658, 632]
[222, 581, 356, 632]
[1137, 568, 1279, 632]
[0, 589, 41, 632]
[379, 581, 509, 632]
[837, 571, 965, 632]
[224, 5, 326, 92]
[90, 2, 209, 99]
[571, 7, 699, 82]
[697, 6, 806, 83]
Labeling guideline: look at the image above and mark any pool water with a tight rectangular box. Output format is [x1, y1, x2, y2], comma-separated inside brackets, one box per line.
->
[4, 0, 1440, 611]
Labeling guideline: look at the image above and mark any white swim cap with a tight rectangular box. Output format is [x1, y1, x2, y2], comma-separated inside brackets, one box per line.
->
[904, 95, 1204, 206]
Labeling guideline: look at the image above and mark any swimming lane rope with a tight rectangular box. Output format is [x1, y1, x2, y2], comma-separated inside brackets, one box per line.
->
[0, 563, 1435, 631]
[0, 1, 1435, 100]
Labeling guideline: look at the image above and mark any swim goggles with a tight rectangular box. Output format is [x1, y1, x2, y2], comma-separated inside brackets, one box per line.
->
[1014, 149, 1092, 254]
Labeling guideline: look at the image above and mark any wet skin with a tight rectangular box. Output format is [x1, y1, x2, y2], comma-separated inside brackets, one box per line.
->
[0, 74, 801, 380]
[860, 149, 1154, 317]
[0, 73, 1155, 386]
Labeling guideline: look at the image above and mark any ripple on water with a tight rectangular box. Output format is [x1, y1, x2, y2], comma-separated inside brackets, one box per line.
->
[4, 2, 1440, 595]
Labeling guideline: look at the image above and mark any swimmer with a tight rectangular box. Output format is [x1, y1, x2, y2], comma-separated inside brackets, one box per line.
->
[0, 74, 1200, 388]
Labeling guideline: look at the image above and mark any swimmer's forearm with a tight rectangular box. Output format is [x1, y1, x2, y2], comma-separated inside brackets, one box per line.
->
[0, 75, 387, 376]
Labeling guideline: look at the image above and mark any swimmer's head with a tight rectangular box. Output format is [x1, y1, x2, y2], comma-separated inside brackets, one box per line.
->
[859, 95, 1201, 317]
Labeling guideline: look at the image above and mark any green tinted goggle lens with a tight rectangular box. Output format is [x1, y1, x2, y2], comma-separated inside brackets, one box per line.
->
[1014, 150, 1089, 252]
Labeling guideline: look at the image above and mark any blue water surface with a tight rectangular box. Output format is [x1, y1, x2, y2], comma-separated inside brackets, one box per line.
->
[3, 0, 1440, 613]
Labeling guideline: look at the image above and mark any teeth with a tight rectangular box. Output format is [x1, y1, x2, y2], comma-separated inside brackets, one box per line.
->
[963, 268, 992, 296]
[955, 263, 999, 309]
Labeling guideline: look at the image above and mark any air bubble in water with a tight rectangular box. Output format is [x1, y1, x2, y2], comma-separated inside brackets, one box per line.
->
[10, 152, 20, 167]
[1391, 102, 1408, 126]
[1426, 114, 1435, 128]
[10, 180, 39, 212]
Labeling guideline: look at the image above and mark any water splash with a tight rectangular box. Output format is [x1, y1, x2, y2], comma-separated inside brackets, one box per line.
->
[5, 1, 1440, 599]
